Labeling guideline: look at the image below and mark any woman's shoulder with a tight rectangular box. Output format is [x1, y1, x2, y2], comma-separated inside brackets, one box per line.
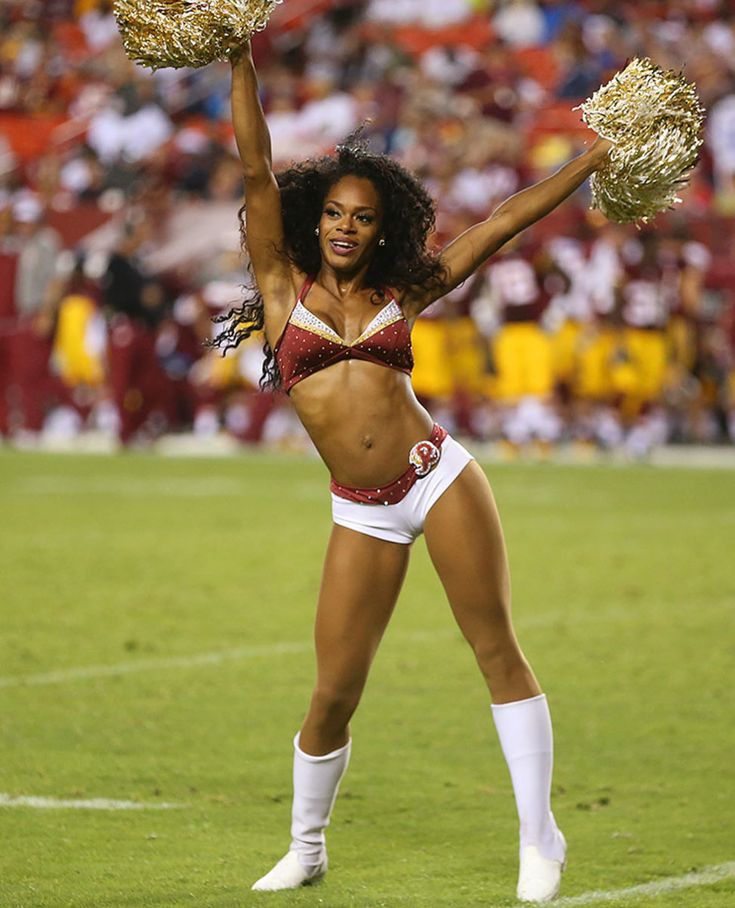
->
[292, 269, 315, 300]
[260, 265, 309, 303]
[389, 284, 421, 321]
[260, 266, 311, 349]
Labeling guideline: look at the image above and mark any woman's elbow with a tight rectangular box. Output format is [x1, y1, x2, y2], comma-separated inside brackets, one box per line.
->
[242, 160, 275, 185]
[488, 210, 519, 248]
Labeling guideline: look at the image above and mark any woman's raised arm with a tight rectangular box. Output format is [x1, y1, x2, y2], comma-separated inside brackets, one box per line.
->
[230, 43, 293, 320]
[405, 137, 612, 316]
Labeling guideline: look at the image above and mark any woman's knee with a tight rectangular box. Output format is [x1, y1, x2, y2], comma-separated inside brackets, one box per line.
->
[308, 680, 363, 727]
[472, 630, 527, 681]
[470, 631, 540, 701]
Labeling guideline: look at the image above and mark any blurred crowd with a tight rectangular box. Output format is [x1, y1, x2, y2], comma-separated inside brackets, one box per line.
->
[1, 0, 734, 454]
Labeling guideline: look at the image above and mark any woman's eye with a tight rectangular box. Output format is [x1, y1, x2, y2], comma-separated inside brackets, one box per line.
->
[325, 208, 339, 217]
[358, 215, 373, 224]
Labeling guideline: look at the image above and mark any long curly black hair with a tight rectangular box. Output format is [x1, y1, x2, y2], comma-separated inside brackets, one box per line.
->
[209, 133, 446, 391]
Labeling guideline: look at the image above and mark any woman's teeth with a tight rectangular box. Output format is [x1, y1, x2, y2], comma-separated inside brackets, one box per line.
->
[330, 239, 358, 255]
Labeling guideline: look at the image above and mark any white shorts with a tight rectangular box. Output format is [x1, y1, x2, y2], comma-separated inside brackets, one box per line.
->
[330, 434, 474, 545]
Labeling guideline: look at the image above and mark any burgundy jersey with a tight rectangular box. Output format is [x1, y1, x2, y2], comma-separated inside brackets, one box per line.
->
[488, 254, 547, 323]
[620, 242, 669, 329]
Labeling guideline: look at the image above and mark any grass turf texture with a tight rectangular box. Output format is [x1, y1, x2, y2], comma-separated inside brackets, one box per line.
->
[0, 451, 733, 908]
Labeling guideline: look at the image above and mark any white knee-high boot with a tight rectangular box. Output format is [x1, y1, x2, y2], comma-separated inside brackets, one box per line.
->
[492, 693, 566, 902]
[251, 733, 351, 892]
[290, 732, 352, 871]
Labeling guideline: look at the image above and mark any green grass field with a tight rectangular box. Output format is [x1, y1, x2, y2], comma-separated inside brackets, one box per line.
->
[1, 451, 733, 908]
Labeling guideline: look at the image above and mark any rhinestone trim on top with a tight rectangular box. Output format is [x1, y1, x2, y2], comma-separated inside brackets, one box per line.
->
[289, 299, 404, 348]
[289, 301, 343, 345]
[352, 300, 404, 346]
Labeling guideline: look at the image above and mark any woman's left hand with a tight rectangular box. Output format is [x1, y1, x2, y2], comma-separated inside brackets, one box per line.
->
[586, 135, 614, 169]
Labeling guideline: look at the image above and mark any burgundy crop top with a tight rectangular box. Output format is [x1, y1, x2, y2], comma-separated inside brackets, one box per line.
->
[274, 276, 413, 393]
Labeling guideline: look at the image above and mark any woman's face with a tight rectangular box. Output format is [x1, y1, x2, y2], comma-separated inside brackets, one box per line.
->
[318, 175, 384, 273]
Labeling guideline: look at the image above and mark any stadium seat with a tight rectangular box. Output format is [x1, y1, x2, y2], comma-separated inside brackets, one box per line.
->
[53, 21, 89, 58]
[389, 17, 494, 56]
[511, 46, 559, 86]
[0, 114, 69, 161]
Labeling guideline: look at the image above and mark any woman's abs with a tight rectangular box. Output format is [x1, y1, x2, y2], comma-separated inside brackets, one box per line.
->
[289, 363, 434, 487]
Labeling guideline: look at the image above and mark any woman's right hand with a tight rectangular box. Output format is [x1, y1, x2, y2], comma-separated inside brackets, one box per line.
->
[230, 38, 252, 66]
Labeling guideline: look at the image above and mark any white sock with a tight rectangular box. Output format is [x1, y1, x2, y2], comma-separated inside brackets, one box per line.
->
[491, 693, 565, 862]
[290, 733, 351, 872]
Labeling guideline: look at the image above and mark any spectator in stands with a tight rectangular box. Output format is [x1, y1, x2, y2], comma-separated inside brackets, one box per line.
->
[707, 80, 735, 201]
[79, 0, 118, 53]
[102, 215, 170, 445]
[366, 0, 478, 27]
[0, 196, 17, 437]
[458, 43, 524, 124]
[725, 297, 735, 443]
[87, 76, 173, 168]
[493, 0, 546, 47]
[9, 194, 63, 440]
[59, 145, 106, 201]
[554, 22, 605, 99]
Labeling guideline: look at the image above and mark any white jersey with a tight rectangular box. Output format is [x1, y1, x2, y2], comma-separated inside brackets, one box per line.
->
[546, 236, 595, 324]
[587, 238, 623, 317]
[620, 240, 669, 329]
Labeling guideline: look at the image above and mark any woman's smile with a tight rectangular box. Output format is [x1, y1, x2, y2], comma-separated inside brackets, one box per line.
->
[328, 237, 360, 256]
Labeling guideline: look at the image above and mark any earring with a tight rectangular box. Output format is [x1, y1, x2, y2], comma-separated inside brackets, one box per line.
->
[378, 237, 386, 247]
[315, 227, 320, 236]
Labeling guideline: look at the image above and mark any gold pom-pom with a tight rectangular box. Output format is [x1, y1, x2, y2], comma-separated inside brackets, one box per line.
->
[577, 58, 705, 224]
[113, 0, 282, 70]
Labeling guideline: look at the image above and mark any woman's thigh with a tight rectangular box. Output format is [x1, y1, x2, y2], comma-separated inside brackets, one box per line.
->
[313, 523, 411, 693]
[423, 459, 517, 647]
[424, 461, 541, 704]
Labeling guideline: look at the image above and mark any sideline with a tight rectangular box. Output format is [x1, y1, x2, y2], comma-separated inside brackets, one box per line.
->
[2, 435, 734, 469]
[0, 793, 187, 810]
[556, 860, 735, 906]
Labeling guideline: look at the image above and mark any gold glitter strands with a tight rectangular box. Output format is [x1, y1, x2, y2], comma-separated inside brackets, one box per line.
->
[113, 0, 282, 70]
[577, 58, 705, 224]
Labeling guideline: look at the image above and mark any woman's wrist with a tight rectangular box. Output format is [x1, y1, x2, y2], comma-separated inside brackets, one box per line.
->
[584, 136, 613, 171]
[230, 39, 252, 67]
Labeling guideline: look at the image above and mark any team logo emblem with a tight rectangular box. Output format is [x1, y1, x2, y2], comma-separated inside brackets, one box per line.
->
[409, 440, 441, 477]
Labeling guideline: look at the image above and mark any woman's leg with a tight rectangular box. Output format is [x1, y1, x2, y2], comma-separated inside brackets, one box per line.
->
[423, 460, 565, 902]
[300, 524, 411, 754]
[252, 524, 410, 892]
[424, 460, 538, 702]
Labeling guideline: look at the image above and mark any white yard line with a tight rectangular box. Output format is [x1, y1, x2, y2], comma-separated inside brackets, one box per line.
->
[13, 476, 250, 497]
[0, 632, 455, 689]
[0, 611, 614, 691]
[0, 640, 315, 689]
[0, 793, 186, 810]
[556, 861, 735, 906]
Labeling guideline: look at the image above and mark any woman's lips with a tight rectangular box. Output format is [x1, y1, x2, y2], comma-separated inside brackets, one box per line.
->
[329, 238, 359, 256]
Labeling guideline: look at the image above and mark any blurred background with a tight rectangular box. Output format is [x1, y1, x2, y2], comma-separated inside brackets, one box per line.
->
[1, 0, 734, 459]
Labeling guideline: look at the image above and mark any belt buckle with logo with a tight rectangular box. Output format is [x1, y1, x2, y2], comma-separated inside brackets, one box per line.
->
[409, 439, 441, 478]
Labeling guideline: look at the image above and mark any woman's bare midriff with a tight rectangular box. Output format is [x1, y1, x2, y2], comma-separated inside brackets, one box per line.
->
[289, 360, 434, 488]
